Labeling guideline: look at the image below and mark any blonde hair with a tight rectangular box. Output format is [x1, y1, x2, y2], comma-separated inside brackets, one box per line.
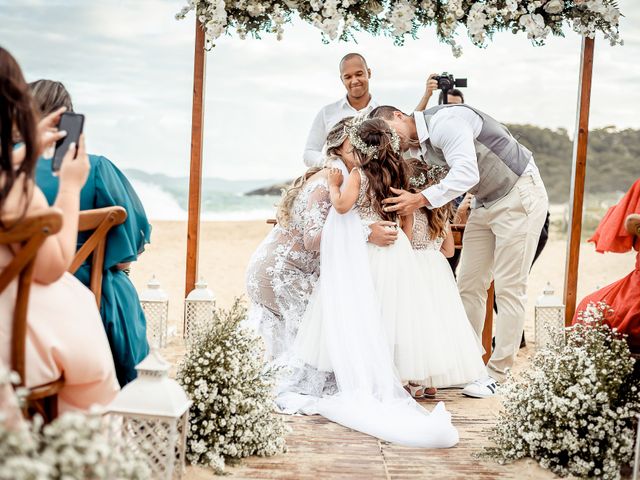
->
[406, 158, 452, 240]
[275, 167, 322, 228]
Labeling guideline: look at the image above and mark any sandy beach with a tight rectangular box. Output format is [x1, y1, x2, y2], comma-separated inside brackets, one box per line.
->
[128, 220, 636, 479]
[129, 220, 635, 338]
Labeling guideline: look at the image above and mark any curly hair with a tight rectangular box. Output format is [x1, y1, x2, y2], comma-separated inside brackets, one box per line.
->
[353, 118, 409, 222]
[275, 167, 322, 229]
[0, 47, 38, 220]
[406, 158, 453, 240]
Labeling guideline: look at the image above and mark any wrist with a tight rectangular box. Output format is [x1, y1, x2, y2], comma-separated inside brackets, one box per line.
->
[417, 192, 429, 207]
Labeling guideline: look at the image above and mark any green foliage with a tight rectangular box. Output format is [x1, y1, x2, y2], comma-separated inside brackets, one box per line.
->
[507, 125, 640, 204]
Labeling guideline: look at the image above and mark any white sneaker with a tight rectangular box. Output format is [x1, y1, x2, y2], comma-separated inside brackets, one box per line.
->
[462, 377, 499, 398]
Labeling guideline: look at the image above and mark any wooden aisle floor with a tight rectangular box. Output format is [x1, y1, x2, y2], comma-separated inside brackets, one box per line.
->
[184, 385, 558, 480]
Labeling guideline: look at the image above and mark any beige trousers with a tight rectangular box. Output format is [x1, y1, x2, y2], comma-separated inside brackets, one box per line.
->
[457, 172, 548, 382]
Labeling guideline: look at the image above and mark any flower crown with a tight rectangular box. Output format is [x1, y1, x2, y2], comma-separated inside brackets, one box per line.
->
[345, 119, 401, 160]
[409, 165, 449, 189]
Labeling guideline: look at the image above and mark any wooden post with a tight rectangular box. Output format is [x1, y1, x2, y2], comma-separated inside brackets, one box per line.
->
[185, 18, 206, 297]
[563, 37, 594, 326]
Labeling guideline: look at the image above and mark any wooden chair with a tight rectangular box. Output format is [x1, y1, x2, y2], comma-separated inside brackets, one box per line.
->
[0, 209, 64, 421]
[68, 206, 127, 308]
[452, 223, 494, 365]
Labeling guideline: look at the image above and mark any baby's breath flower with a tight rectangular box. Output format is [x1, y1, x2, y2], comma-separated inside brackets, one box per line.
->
[480, 302, 639, 480]
[176, 298, 287, 473]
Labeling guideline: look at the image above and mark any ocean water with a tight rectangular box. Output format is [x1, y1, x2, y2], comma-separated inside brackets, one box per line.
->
[129, 178, 282, 221]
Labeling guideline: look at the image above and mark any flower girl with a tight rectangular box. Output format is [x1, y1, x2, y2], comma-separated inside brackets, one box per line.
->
[404, 159, 486, 392]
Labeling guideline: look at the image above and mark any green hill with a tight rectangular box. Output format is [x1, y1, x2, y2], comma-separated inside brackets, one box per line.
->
[506, 124, 640, 203]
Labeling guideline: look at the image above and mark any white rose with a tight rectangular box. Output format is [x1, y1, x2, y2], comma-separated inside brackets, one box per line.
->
[544, 0, 564, 14]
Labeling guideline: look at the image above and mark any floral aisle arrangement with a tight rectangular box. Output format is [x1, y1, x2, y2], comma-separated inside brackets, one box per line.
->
[176, 299, 287, 474]
[0, 369, 150, 480]
[176, 0, 622, 56]
[483, 302, 640, 480]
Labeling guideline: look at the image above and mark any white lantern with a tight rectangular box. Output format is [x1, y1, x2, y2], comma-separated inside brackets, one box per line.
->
[535, 282, 566, 349]
[140, 275, 169, 348]
[633, 413, 640, 480]
[106, 349, 191, 479]
[184, 278, 215, 344]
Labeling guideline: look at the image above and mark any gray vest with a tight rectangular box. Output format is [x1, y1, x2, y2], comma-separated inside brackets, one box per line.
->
[422, 104, 532, 207]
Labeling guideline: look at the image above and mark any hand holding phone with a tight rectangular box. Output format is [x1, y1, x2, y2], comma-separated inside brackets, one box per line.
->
[52, 112, 84, 172]
[58, 134, 90, 190]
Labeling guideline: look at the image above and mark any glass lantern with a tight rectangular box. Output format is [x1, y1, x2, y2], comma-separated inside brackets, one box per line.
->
[184, 278, 215, 345]
[535, 282, 566, 349]
[106, 349, 191, 480]
[140, 275, 169, 348]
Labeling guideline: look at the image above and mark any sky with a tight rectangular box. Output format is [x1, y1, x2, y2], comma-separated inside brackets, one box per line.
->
[1, 0, 639, 181]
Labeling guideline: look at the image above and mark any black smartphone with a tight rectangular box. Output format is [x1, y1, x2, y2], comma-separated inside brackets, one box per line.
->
[52, 112, 84, 172]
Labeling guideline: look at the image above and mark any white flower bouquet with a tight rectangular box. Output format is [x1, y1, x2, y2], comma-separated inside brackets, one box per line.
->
[483, 302, 640, 479]
[176, 298, 287, 474]
[176, 0, 623, 57]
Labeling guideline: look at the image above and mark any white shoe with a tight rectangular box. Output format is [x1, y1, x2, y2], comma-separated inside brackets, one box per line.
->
[462, 377, 499, 398]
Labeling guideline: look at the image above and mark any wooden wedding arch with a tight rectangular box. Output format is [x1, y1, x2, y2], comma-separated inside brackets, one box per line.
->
[183, 16, 596, 326]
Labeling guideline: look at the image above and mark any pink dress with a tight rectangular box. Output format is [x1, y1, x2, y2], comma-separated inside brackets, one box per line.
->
[0, 246, 119, 413]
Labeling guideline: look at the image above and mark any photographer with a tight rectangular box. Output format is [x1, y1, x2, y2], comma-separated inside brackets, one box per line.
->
[415, 73, 465, 111]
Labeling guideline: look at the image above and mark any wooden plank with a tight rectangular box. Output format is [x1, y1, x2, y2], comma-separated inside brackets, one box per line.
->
[564, 36, 595, 325]
[201, 387, 557, 480]
[185, 17, 207, 298]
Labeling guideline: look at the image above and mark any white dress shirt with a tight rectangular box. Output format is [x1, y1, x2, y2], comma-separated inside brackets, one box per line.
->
[413, 108, 538, 208]
[303, 95, 379, 167]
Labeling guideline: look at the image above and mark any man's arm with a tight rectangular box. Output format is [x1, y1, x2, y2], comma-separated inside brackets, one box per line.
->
[421, 114, 480, 208]
[303, 109, 327, 167]
[415, 73, 438, 111]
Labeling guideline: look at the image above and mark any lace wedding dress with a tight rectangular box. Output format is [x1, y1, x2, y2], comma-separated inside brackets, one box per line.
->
[245, 174, 336, 399]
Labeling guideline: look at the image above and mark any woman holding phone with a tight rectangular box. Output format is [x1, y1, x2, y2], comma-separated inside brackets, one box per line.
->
[0, 47, 119, 412]
[30, 79, 152, 387]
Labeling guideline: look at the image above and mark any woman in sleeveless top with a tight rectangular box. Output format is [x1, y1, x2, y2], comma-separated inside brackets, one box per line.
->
[0, 47, 118, 413]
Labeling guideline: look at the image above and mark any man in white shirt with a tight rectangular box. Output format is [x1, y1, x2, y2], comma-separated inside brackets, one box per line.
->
[371, 104, 549, 398]
[303, 53, 378, 167]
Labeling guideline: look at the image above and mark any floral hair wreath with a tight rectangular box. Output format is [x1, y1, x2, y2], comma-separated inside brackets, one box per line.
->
[345, 117, 401, 160]
[409, 165, 449, 189]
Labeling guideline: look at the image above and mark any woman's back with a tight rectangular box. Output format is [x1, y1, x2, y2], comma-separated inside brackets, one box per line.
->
[35, 154, 151, 386]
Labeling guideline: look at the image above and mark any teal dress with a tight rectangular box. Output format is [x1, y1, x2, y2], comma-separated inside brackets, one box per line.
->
[36, 155, 151, 386]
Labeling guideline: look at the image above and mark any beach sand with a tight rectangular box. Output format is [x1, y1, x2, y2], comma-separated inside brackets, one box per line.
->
[128, 221, 636, 479]
[130, 220, 634, 339]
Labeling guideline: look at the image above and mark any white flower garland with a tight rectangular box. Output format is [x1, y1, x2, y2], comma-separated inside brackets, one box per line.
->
[176, 0, 623, 57]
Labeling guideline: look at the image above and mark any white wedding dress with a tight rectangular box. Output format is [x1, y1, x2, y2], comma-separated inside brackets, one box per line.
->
[280, 161, 459, 448]
[409, 210, 486, 387]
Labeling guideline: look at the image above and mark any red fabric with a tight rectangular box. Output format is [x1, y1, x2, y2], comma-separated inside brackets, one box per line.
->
[572, 252, 640, 350]
[588, 178, 640, 253]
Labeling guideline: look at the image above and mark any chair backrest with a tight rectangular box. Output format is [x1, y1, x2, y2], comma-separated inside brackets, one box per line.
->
[0, 209, 63, 386]
[69, 206, 127, 308]
[451, 224, 465, 249]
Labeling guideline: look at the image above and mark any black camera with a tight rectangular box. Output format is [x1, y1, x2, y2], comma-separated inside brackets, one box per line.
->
[433, 72, 467, 104]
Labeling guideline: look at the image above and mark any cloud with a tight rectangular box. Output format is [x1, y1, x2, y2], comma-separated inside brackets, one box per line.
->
[2, 0, 638, 181]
